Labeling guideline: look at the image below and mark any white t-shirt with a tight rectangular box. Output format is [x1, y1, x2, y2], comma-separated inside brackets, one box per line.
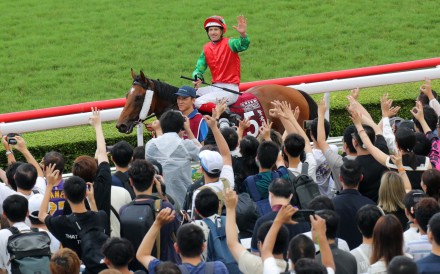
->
[110, 186, 132, 237]
[263, 257, 335, 274]
[191, 165, 234, 218]
[312, 146, 338, 197]
[350, 243, 372, 274]
[288, 152, 317, 182]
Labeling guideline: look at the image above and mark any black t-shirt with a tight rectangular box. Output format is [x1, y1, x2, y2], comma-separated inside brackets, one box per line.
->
[45, 210, 109, 257]
[355, 154, 388, 203]
[63, 162, 112, 233]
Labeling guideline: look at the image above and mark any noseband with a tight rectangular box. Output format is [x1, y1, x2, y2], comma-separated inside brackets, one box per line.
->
[132, 80, 155, 123]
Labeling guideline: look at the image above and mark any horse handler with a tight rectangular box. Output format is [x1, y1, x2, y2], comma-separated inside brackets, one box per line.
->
[192, 15, 250, 114]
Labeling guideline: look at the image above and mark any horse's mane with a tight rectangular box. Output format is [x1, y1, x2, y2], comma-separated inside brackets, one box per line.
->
[150, 79, 179, 102]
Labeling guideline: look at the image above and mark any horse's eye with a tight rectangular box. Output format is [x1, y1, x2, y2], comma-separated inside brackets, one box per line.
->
[135, 95, 143, 101]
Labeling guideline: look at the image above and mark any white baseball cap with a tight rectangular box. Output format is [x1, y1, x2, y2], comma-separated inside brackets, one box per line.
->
[199, 150, 223, 174]
[28, 193, 45, 219]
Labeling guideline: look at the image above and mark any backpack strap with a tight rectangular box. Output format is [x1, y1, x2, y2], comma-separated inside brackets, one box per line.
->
[301, 162, 309, 175]
[245, 176, 262, 201]
[178, 265, 190, 274]
[153, 199, 162, 260]
[110, 205, 120, 222]
[114, 171, 135, 199]
[8, 226, 20, 235]
[205, 261, 215, 274]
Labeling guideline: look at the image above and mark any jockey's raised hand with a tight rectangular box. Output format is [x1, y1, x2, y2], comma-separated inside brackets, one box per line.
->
[233, 15, 247, 37]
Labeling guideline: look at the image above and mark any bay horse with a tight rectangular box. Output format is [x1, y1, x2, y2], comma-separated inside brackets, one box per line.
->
[116, 69, 318, 136]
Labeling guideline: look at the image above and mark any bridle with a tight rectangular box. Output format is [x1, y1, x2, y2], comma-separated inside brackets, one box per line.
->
[132, 80, 156, 125]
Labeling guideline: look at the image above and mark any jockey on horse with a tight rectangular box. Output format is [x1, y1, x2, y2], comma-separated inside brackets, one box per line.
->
[192, 15, 249, 122]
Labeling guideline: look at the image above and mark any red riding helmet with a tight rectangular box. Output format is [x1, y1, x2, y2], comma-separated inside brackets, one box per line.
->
[204, 15, 227, 33]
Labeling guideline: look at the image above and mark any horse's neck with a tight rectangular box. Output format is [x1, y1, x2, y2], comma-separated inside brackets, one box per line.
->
[151, 79, 179, 100]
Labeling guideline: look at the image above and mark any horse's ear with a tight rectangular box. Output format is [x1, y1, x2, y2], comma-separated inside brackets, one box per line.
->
[140, 70, 146, 82]
[131, 68, 136, 80]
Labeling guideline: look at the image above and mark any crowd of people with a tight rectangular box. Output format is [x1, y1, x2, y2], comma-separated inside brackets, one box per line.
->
[1, 79, 440, 274]
[1, 12, 440, 274]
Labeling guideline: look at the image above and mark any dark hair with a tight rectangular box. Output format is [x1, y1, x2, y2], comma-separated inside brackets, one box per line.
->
[43, 151, 66, 173]
[340, 159, 362, 187]
[111, 141, 134, 168]
[3, 195, 28, 222]
[234, 136, 259, 192]
[284, 133, 305, 158]
[403, 190, 427, 219]
[239, 135, 259, 157]
[63, 176, 87, 204]
[133, 146, 145, 160]
[294, 258, 326, 274]
[257, 141, 279, 169]
[428, 212, 440, 245]
[356, 204, 383, 238]
[50, 248, 81, 274]
[413, 106, 437, 132]
[269, 178, 293, 199]
[371, 215, 404, 266]
[194, 188, 219, 218]
[315, 210, 339, 240]
[220, 127, 238, 151]
[387, 255, 418, 274]
[288, 234, 315, 263]
[422, 169, 440, 201]
[415, 197, 440, 233]
[418, 90, 438, 106]
[154, 261, 182, 274]
[257, 221, 289, 255]
[395, 128, 418, 170]
[159, 110, 184, 133]
[343, 125, 357, 154]
[310, 117, 330, 141]
[5, 161, 24, 191]
[176, 224, 204, 257]
[413, 132, 431, 156]
[101, 238, 135, 268]
[257, 129, 283, 148]
[128, 160, 155, 192]
[72, 155, 97, 182]
[14, 163, 37, 191]
[307, 196, 335, 211]
[353, 125, 375, 150]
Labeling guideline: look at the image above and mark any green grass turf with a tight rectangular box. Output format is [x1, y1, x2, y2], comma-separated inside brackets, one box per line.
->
[0, 0, 439, 151]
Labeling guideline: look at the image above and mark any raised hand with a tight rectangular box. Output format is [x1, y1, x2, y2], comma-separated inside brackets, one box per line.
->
[274, 204, 298, 225]
[223, 188, 238, 210]
[232, 15, 247, 36]
[410, 101, 424, 122]
[318, 98, 327, 117]
[259, 119, 273, 141]
[350, 88, 360, 100]
[45, 163, 60, 188]
[88, 107, 102, 128]
[419, 78, 433, 98]
[156, 208, 175, 226]
[349, 110, 363, 126]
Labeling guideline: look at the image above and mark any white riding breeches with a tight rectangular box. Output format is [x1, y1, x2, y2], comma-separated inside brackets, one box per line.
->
[194, 83, 239, 108]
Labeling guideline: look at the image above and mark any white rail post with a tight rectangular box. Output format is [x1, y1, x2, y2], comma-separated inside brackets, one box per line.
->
[137, 124, 144, 146]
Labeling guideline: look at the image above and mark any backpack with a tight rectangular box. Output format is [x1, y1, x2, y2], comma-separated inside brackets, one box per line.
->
[7, 227, 51, 274]
[244, 171, 284, 216]
[68, 213, 109, 274]
[287, 162, 321, 209]
[120, 195, 163, 271]
[197, 178, 230, 216]
[178, 262, 215, 274]
[113, 171, 135, 199]
[235, 192, 259, 238]
[203, 216, 240, 274]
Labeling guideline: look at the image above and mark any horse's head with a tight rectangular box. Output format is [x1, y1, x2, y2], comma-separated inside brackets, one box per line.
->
[116, 69, 154, 134]
[116, 69, 180, 134]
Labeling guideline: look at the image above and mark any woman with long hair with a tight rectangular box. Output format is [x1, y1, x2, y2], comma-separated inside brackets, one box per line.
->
[368, 214, 404, 274]
[232, 135, 259, 193]
[378, 172, 407, 229]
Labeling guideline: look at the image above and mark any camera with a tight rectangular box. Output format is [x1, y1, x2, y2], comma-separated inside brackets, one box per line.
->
[303, 120, 313, 130]
[292, 210, 315, 223]
[6, 133, 20, 145]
